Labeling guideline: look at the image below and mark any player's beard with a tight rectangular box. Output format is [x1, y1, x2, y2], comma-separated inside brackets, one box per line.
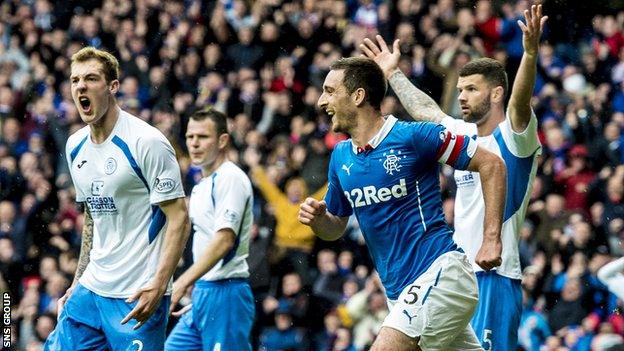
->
[463, 95, 491, 125]
[332, 111, 357, 134]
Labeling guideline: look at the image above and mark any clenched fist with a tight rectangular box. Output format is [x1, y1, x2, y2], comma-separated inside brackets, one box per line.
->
[298, 197, 327, 225]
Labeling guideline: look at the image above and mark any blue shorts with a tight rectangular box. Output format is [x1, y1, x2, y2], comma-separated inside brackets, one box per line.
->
[471, 271, 522, 351]
[165, 278, 255, 351]
[44, 283, 170, 351]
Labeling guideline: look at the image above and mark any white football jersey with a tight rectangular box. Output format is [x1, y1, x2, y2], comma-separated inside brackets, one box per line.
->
[189, 161, 253, 281]
[442, 111, 541, 279]
[66, 110, 185, 298]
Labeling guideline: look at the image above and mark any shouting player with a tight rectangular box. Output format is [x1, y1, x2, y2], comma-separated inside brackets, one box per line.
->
[165, 108, 255, 351]
[44, 47, 190, 350]
[360, 4, 547, 350]
[299, 56, 506, 350]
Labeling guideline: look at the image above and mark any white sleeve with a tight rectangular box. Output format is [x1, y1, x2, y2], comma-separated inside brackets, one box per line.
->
[598, 257, 624, 300]
[138, 134, 185, 204]
[441, 116, 477, 136]
[65, 135, 88, 202]
[213, 172, 251, 236]
[499, 110, 542, 158]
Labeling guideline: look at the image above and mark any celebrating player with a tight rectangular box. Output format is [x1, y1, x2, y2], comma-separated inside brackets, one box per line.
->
[44, 47, 190, 350]
[299, 56, 506, 350]
[165, 108, 255, 350]
[360, 4, 547, 350]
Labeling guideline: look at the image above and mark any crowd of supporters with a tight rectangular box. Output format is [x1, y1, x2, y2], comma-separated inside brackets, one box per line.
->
[1, 0, 624, 350]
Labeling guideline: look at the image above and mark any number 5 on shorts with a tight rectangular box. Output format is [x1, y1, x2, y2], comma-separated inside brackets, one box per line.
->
[403, 285, 421, 304]
[482, 329, 492, 351]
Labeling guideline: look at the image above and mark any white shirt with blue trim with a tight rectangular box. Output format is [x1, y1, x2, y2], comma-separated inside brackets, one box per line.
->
[189, 161, 253, 281]
[442, 112, 542, 279]
[65, 110, 185, 298]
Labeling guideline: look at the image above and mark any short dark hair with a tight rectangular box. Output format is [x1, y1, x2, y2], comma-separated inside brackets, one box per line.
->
[329, 57, 387, 110]
[190, 107, 228, 136]
[458, 58, 508, 97]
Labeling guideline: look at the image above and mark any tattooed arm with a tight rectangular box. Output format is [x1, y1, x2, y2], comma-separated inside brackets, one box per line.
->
[57, 205, 93, 314]
[360, 35, 450, 124]
[388, 69, 450, 123]
[73, 205, 94, 284]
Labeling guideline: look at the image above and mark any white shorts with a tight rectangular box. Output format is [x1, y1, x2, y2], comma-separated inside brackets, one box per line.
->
[383, 251, 483, 350]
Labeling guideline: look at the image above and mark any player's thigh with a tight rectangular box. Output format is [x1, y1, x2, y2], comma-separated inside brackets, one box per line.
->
[44, 311, 109, 351]
[418, 252, 479, 350]
[371, 327, 421, 351]
[45, 284, 109, 351]
[195, 281, 255, 351]
[447, 324, 484, 351]
[97, 294, 170, 351]
[471, 271, 522, 351]
[384, 251, 479, 350]
[165, 310, 203, 351]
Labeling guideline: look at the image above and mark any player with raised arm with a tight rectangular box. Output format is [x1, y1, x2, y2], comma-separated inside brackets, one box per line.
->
[299, 56, 506, 350]
[360, 5, 547, 351]
[165, 108, 255, 351]
[44, 47, 190, 350]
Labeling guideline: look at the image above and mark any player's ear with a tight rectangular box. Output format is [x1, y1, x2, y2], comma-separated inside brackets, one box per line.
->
[218, 133, 229, 150]
[109, 79, 120, 95]
[491, 86, 504, 104]
[352, 88, 366, 107]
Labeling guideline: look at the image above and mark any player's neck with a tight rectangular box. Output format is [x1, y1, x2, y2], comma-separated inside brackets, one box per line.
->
[351, 111, 384, 148]
[476, 106, 504, 137]
[201, 154, 227, 177]
[90, 104, 120, 144]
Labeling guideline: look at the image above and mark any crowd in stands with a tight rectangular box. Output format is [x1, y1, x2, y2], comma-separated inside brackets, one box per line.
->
[1, 0, 624, 350]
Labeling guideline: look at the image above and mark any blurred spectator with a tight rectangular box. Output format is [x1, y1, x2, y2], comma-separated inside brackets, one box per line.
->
[313, 249, 345, 305]
[246, 147, 327, 285]
[344, 274, 387, 350]
[259, 304, 308, 351]
[548, 278, 589, 333]
[554, 145, 596, 213]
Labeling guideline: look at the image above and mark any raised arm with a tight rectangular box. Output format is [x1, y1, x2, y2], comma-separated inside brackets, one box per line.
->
[466, 146, 507, 270]
[507, 5, 547, 132]
[360, 35, 450, 123]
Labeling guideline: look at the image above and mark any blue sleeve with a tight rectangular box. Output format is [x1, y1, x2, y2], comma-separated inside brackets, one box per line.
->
[411, 122, 477, 170]
[324, 148, 353, 218]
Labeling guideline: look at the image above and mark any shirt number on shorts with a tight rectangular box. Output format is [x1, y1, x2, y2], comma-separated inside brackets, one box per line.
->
[403, 285, 421, 304]
[132, 340, 143, 351]
[482, 329, 492, 351]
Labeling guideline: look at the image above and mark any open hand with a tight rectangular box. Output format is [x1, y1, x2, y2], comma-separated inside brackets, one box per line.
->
[359, 35, 401, 79]
[121, 282, 166, 330]
[518, 4, 548, 57]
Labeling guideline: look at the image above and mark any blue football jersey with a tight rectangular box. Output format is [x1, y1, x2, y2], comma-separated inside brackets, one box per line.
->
[325, 116, 477, 299]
